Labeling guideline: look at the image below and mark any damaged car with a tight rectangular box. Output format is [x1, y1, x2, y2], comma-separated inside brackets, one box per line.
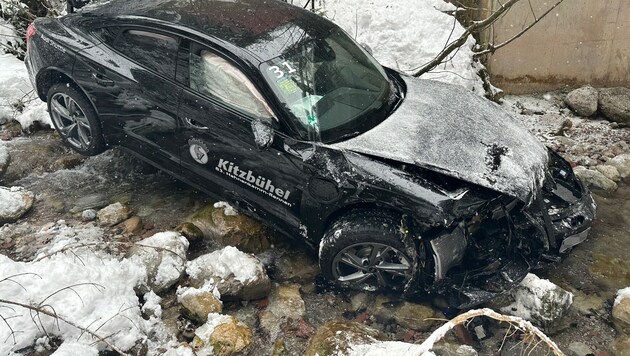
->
[25, 0, 595, 307]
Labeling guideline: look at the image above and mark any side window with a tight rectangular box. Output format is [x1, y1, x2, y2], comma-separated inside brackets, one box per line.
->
[115, 30, 178, 78]
[189, 49, 273, 119]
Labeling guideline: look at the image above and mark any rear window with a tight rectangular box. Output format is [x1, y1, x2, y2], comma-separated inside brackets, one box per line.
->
[114, 29, 179, 79]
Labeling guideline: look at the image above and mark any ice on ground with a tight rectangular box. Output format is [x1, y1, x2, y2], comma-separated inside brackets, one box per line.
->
[186, 246, 261, 283]
[213, 201, 238, 216]
[615, 287, 630, 306]
[311, 0, 484, 93]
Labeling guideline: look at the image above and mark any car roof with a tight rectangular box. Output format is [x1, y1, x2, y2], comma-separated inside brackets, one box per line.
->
[82, 0, 337, 63]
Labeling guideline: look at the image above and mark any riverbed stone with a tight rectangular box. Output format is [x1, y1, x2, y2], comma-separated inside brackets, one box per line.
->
[392, 301, 440, 331]
[568, 341, 593, 356]
[186, 246, 271, 300]
[259, 284, 306, 338]
[596, 164, 621, 182]
[175, 222, 204, 243]
[305, 320, 382, 356]
[97, 202, 130, 226]
[608, 154, 630, 179]
[573, 166, 618, 191]
[273, 250, 319, 283]
[127, 231, 189, 294]
[501, 273, 573, 331]
[185, 204, 270, 253]
[599, 87, 630, 125]
[81, 209, 97, 222]
[0, 186, 34, 224]
[613, 336, 630, 356]
[120, 216, 143, 234]
[177, 282, 223, 323]
[613, 290, 630, 335]
[193, 314, 252, 356]
[0, 143, 9, 179]
[565, 86, 598, 117]
[69, 193, 109, 214]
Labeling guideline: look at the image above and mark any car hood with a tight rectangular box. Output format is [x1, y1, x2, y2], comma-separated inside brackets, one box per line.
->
[332, 76, 549, 204]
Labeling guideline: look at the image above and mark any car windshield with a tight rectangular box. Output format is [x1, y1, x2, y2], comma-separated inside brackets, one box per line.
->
[260, 29, 392, 142]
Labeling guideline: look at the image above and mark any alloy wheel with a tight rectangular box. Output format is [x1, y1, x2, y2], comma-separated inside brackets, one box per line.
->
[332, 242, 412, 291]
[50, 92, 93, 150]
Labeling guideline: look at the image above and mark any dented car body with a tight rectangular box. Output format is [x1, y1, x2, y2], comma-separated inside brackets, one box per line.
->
[25, 0, 595, 307]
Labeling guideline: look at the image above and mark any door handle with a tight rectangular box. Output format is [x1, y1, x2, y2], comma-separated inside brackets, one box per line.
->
[184, 117, 209, 131]
[92, 73, 114, 87]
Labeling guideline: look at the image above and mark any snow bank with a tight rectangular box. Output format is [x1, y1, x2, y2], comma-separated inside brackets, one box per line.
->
[313, 0, 484, 93]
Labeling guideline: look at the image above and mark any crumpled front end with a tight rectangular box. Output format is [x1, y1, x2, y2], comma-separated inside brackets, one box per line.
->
[415, 151, 595, 308]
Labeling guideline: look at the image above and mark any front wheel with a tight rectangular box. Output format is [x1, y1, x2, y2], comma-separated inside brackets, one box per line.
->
[47, 84, 105, 156]
[319, 210, 416, 292]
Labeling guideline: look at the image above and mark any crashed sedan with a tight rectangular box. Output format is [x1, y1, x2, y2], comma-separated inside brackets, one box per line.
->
[25, 0, 595, 307]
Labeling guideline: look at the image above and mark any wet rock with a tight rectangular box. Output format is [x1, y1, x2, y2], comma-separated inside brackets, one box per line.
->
[177, 282, 222, 322]
[599, 87, 630, 125]
[0, 142, 9, 179]
[273, 250, 319, 283]
[568, 341, 593, 356]
[613, 288, 630, 335]
[185, 204, 270, 253]
[573, 166, 618, 192]
[175, 222, 204, 243]
[501, 273, 573, 331]
[565, 86, 598, 117]
[81, 209, 97, 222]
[0, 186, 34, 224]
[350, 292, 372, 312]
[613, 337, 630, 356]
[120, 216, 143, 234]
[127, 231, 189, 294]
[69, 193, 109, 214]
[608, 154, 630, 179]
[97, 202, 130, 227]
[305, 320, 382, 356]
[392, 301, 440, 331]
[271, 339, 288, 356]
[50, 154, 84, 171]
[596, 165, 621, 182]
[572, 290, 605, 316]
[259, 284, 305, 338]
[192, 313, 252, 355]
[186, 246, 271, 301]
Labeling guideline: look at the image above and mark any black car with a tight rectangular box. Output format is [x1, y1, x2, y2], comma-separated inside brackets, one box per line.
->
[25, 0, 595, 307]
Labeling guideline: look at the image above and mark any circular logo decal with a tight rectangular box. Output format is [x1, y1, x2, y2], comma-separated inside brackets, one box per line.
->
[189, 139, 209, 164]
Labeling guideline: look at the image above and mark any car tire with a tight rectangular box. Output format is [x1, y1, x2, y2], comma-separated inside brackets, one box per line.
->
[319, 210, 416, 292]
[47, 83, 105, 156]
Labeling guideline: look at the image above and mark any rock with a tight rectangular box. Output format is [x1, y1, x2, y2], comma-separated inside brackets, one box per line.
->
[273, 250, 319, 283]
[613, 288, 630, 335]
[501, 274, 573, 331]
[350, 292, 372, 312]
[613, 337, 630, 356]
[193, 313, 252, 355]
[305, 320, 382, 356]
[185, 204, 270, 253]
[0, 186, 34, 224]
[186, 246, 271, 300]
[568, 341, 593, 356]
[175, 222, 204, 243]
[555, 136, 577, 148]
[596, 165, 621, 182]
[608, 154, 630, 179]
[259, 284, 305, 338]
[432, 343, 478, 356]
[599, 87, 630, 125]
[50, 154, 84, 171]
[97, 202, 130, 226]
[120, 216, 143, 234]
[271, 339, 288, 356]
[177, 282, 223, 322]
[0, 143, 9, 179]
[69, 193, 109, 214]
[392, 301, 440, 331]
[572, 290, 605, 316]
[81, 209, 97, 222]
[127, 231, 189, 293]
[565, 86, 598, 117]
[573, 166, 618, 192]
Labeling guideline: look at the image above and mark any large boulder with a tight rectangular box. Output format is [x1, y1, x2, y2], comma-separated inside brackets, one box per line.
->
[97, 202, 130, 227]
[613, 287, 630, 335]
[192, 314, 253, 356]
[186, 246, 271, 300]
[501, 274, 573, 331]
[573, 166, 618, 192]
[0, 143, 9, 179]
[305, 320, 382, 356]
[177, 282, 223, 322]
[598, 87, 630, 125]
[259, 284, 306, 338]
[0, 186, 34, 224]
[565, 86, 598, 117]
[608, 154, 630, 179]
[181, 203, 270, 253]
[127, 231, 190, 293]
[595, 164, 621, 182]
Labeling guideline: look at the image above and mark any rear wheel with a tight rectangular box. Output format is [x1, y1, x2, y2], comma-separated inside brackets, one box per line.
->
[47, 84, 105, 156]
[319, 210, 415, 292]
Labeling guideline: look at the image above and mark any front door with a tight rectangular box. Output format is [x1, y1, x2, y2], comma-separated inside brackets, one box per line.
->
[176, 42, 306, 234]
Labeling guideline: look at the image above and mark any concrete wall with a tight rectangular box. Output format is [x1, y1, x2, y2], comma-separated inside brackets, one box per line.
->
[484, 0, 630, 94]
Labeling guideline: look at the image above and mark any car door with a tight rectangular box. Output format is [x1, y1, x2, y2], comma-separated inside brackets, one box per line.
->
[74, 26, 182, 173]
[176, 40, 307, 234]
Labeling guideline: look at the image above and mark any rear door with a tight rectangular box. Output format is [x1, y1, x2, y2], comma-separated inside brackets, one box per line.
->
[176, 40, 307, 234]
[74, 26, 182, 172]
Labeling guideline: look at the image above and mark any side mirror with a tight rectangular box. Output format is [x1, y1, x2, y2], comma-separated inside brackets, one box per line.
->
[252, 118, 274, 150]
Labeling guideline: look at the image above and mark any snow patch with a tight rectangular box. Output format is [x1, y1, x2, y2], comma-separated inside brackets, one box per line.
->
[194, 313, 231, 341]
[213, 201, 238, 216]
[0, 186, 33, 218]
[615, 287, 630, 306]
[50, 341, 99, 356]
[177, 280, 221, 302]
[186, 246, 261, 284]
